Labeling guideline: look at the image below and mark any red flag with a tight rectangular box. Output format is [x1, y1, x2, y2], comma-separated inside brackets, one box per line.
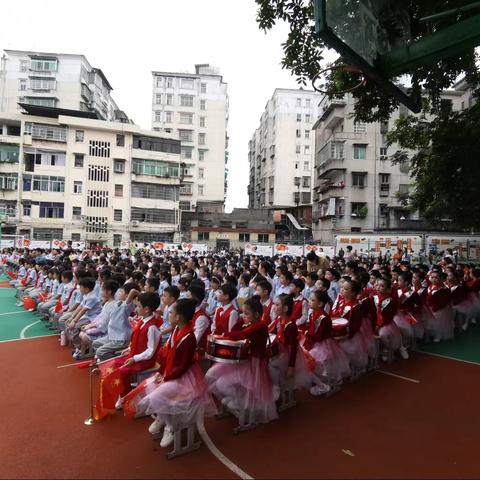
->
[54, 300, 63, 314]
[123, 378, 151, 420]
[76, 360, 93, 369]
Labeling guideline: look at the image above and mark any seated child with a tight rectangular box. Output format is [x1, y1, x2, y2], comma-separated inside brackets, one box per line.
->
[211, 283, 239, 335]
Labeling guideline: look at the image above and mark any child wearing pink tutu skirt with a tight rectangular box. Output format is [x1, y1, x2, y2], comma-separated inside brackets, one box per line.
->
[303, 290, 351, 390]
[205, 297, 278, 424]
[268, 294, 312, 399]
[123, 298, 216, 448]
[426, 270, 454, 342]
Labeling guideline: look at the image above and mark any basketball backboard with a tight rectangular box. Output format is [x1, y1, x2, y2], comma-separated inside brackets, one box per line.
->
[314, 0, 480, 113]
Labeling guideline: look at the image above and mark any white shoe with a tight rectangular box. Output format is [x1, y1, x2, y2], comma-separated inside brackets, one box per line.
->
[399, 347, 409, 360]
[433, 338, 441, 343]
[272, 385, 281, 401]
[160, 427, 174, 448]
[381, 354, 388, 362]
[148, 417, 165, 435]
[221, 396, 231, 406]
[310, 384, 330, 396]
[461, 322, 469, 331]
[115, 396, 123, 410]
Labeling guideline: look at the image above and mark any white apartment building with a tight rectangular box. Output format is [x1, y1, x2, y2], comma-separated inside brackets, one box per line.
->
[0, 105, 181, 246]
[0, 50, 128, 122]
[248, 88, 322, 209]
[151, 64, 228, 213]
[312, 89, 465, 244]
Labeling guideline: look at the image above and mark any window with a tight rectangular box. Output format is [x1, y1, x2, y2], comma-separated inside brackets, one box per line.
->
[180, 112, 193, 124]
[295, 162, 299, 169]
[166, 94, 173, 105]
[380, 121, 389, 134]
[238, 233, 250, 242]
[295, 145, 301, 154]
[74, 153, 84, 167]
[180, 95, 194, 107]
[71, 233, 81, 241]
[132, 182, 176, 200]
[89, 140, 110, 157]
[198, 232, 209, 241]
[75, 130, 84, 142]
[379, 173, 390, 195]
[353, 144, 367, 160]
[155, 94, 162, 104]
[305, 114, 311, 122]
[296, 98, 301, 107]
[199, 117, 206, 127]
[155, 76, 162, 87]
[115, 184, 123, 197]
[303, 161, 310, 171]
[181, 147, 193, 159]
[296, 129, 301, 138]
[380, 147, 388, 158]
[353, 122, 366, 133]
[181, 78, 194, 89]
[114, 209, 123, 222]
[72, 206, 82, 219]
[380, 173, 390, 184]
[19, 79, 26, 91]
[305, 130, 310, 139]
[305, 99, 311, 107]
[198, 150, 206, 161]
[258, 234, 269, 243]
[87, 190, 109, 208]
[352, 172, 367, 188]
[198, 168, 204, 179]
[398, 184, 410, 195]
[198, 133, 206, 145]
[113, 234, 122, 247]
[179, 130, 193, 142]
[73, 181, 83, 194]
[302, 176, 310, 188]
[166, 77, 173, 88]
[116, 134, 125, 147]
[165, 111, 172, 123]
[294, 177, 301, 186]
[31, 58, 57, 72]
[179, 201, 191, 211]
[20, 60, 29, 72]
[304, 145, 310, 154]
[114, 159, 125, 173]
[200, 83, 207, 93]
[301, 192, 311, 203]
[198, 185, 204, 196]
[86, 216, 108, 233]
[39, 202, 64, 219]
[130, 207, 175, 224]
[88, 165, 110, 182]
[297, 114, 302, 122]
[200, 99, 206, 110]
[23, 204, 31, 216]
[154, 111, 162, 122]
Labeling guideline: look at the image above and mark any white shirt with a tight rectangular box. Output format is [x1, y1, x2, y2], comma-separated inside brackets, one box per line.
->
[132, 315, 161, 363]
[293, 295, 309, 327]
[212, 302, 239, 333]
[193, 306, 210, 343]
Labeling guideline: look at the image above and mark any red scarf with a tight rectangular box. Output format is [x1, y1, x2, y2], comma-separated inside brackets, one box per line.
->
[307, 309, 324, 338]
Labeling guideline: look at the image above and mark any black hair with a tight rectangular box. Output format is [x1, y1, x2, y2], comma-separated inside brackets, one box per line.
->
[174, 298, 197, 323]
[210, 275, 221, 286]
[277, 293, 294, 316]
[78, 277, 96, 291]
[343, 278, 362, 295]
[121, 282, 139, 294]
[178, 277, 191, 288]
[103, 280, 119, 296]
[306, 272, 319, 282]
[244, 296, 263, 318]
[281, 271, 294, 283]
[137, 292, 160, 312]
[146, 276, 160, 291]
[256, 280, 272, 294]
[220, 283, 237, 302]
[164, 285, 180, 300]
[61, 270, 74, 282]
[312, 290, 331, 306]
[326, 268, 340, 281]
[318, 277, 330, 290]
[111, 273, 127, 286]
[292, 278, 305, 291]
[398, 271, 413, 284]
[188, 284, 206, 305]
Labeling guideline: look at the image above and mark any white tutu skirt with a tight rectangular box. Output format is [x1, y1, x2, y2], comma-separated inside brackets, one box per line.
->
[136, 364, 217, 428]
[359, 317, 377, 359]
[378, 322, 402, 351]
[425, 306, 455, 340]
[206, 357, 278, 424]
[308, 338, 351, 382]
[455, 293, 480, 320]
[393, 311, 415, 339]
[337, 332, 368, 370]
[268, 345, 312, 391]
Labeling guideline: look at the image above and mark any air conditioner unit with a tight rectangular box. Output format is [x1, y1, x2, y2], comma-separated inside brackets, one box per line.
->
[131, 220, 139, 226]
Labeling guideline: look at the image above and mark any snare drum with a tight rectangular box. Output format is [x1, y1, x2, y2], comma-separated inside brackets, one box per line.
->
[206, 335, 250, 363]
[332, 318, 349, 339]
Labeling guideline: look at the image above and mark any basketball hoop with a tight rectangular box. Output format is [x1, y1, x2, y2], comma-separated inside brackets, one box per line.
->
[312, 64, 367, 95]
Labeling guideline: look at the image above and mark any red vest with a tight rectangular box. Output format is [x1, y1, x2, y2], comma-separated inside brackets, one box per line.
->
[292, 297, 305, 322]
[261, 299, 273, 325]
[192, 307, 210, 351]
[128, 317, 158, 370]
[214, 304, 236, 335]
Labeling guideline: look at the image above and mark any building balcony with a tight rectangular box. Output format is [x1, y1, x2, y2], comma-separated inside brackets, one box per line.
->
[27, 124, 67, 143]
[318, 179, 345, 193]
[318, 157, 345, 175]
[179, 185, 193, 195]
[318, 97, 346, 129]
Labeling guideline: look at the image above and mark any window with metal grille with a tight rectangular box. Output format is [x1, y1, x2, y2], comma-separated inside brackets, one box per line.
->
[89, 140, 110, 158]
[352, 172, 367, 187]
[22, 175, 64, 192]
[72, 207, 81, 219]
[33, 228, 63, 240]
[198, 232, 209, 241]
[71, 233, 81, 241]
[131, 232, 174, 243]
[88, 165, 110, 182]
[179, 201, 191, 211]
[113, 234, 122, 247]
[114, 209, 122, 221]
[239, 233, 250, 242]
[115, 184, 123, 197]
[39, 202, 64, 218]
[130, 207, 175, 224]
[180, 95, 194, 107]
[131, 182, 177, 201]
[86, 216, 108, 233]
[74, 154, 84, 167]
[114, 160, 125, 173]
[87, 190, 109, 208]
[0, 173, 18, 190]
[179, 130, 193, 142]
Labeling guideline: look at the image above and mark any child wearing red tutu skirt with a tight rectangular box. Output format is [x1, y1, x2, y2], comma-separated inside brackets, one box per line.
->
[268, 294, 312, 399]
[123, 298, 216, 448]
[303, 290, 350, 391]
[330, 279, 368, 375]
[205, 297, 278, 424]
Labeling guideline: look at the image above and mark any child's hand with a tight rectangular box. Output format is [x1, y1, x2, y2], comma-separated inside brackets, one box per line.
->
[123, 358, 135, 367]
[154, 373, 163, 384]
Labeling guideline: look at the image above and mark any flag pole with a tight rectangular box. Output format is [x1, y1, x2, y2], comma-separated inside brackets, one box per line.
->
[84, 362, 99, 426]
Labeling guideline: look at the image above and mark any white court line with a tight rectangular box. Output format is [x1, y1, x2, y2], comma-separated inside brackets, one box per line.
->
[20, 320, 41, 339]
[0, 334, 54, 344]
[196, 420, 254, 480]
[0, 310, 28, 316]
[417, 350, 480, 367]
[376, 370, 420, 384]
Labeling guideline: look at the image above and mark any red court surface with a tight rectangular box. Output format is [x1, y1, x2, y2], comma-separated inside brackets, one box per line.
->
[1, 336, 479, 479]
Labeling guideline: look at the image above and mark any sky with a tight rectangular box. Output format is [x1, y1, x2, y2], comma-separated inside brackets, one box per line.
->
[0, 0, 303, 212]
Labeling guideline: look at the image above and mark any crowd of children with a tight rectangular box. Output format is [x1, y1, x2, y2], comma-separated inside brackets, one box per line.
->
[3, 245, 480, 448]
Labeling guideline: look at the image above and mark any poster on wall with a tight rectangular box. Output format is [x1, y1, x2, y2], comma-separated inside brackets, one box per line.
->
[244, 243, 273, 256]
[274, 244, 304, 257]
[305, 244, 335, 258]
[181, 242, 208, 253]
[335, 235, 423, 256]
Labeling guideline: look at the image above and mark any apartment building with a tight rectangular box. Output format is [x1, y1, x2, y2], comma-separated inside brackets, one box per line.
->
[312, 89, 465, 244]
[248, 88, 322, 209]
[0, 50, 128, 122]
[0, 105, 181, 246]
[151, 64, 228, 213]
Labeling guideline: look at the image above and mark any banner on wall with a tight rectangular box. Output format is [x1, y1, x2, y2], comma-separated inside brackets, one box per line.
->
[181, 242, 209, 253]
[335, 235, 423, 255]
[274, 244, 304, 257]
[244, 243, 273, 256]
[304, 244, 335, 258]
